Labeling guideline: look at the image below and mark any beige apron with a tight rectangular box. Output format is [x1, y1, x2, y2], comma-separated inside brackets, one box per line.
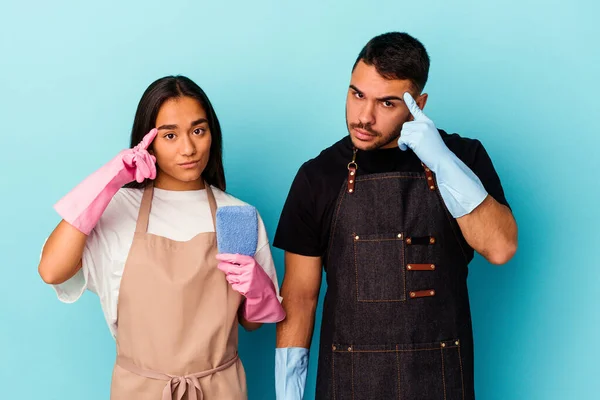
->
[110, 183, 247, 400]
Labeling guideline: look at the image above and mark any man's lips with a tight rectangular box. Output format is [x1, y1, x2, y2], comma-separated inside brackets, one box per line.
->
[353, 127, 376, 140]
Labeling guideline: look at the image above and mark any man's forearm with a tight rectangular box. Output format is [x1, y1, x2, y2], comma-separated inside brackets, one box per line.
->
[276, 296, 318, 348]
[275, 296, 317, 400]
[275, 252, 321, 399]
[457, 195, 518, 265]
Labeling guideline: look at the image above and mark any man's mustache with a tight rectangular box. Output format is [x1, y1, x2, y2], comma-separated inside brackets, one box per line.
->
[349, 123, 381, 136]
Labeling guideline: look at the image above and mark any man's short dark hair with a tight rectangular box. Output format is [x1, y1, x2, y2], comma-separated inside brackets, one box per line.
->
[353, 32, 430, 93]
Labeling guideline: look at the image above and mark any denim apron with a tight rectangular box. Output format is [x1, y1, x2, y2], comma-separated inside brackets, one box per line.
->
[315, 149, 475, 399]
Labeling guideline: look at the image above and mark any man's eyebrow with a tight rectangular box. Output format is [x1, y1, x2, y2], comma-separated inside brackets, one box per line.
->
[376, 95, 404, 102]
[349, 85, 404, 102]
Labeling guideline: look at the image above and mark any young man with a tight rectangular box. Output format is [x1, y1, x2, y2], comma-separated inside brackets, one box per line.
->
[274, 32, 518, 399]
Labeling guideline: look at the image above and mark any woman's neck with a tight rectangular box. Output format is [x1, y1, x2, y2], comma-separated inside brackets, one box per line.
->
[153, 175, 206, 191]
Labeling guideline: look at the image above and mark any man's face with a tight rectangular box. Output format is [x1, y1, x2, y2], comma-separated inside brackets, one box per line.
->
[346, 60, 427, 151]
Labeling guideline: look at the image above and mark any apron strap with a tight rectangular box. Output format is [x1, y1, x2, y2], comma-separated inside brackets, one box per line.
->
[205, 183, 217, 231]
[347, 147, 436, 193]
[421, 163, 437, 192]
[135, 184, 154, 233]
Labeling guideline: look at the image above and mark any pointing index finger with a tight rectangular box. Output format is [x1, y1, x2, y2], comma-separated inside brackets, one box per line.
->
[141, 128, 158, 150]
[403, 92, 425, 121]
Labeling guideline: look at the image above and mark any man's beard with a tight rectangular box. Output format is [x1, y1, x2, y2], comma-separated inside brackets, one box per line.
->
[347, 119, 403, 151]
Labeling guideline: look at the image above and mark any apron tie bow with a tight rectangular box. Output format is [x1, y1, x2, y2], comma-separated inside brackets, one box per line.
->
[117, 354, 239, 400]
[163, 375, 203, 400]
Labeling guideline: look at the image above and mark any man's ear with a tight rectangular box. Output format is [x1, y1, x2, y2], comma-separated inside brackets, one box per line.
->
[406, 91, 428, 122]
[417, 93, 428, 111]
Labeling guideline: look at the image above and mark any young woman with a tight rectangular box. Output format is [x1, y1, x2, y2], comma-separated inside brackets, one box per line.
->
[38, 75, 285, 399]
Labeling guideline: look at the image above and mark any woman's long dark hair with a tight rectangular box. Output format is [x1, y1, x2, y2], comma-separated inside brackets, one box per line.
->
[125, 75, 226, 191]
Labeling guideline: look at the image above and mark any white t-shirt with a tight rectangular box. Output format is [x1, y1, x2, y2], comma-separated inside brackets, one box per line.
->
[50, 186, 280, 339]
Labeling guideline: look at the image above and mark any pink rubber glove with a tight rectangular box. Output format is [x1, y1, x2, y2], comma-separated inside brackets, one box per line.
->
[54, 129, 158, 235]
[216, 253, 286, 323]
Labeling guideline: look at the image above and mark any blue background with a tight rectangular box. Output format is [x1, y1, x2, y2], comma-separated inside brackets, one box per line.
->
[1, 0, 598, 398]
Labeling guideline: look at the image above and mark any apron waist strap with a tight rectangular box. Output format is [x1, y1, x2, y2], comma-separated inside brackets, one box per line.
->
[116, 354, 239, 400]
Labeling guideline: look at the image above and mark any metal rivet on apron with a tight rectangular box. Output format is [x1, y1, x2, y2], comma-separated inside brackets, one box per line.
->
[348, 346, 353, 351]
[349, 180, 354, 184]
[430, 185, 435, 190]
[350, 171, 355, 176]
[407, 265, 412, 270]
[430, 290, 435, 295]
[406, 238, 412, 245]
[431, 264, 435, 270]
[354, 235, 359, 240]
[430, 237, 436, 244]
[349, 189, 354, 193]
[410, 292, 416, 297]
[397, 233, 403, 239]
[427, 177, 432, 181]
[332, 345, 337, 351]
[441, 343, 446, 348]
[455, 341, 459, 345]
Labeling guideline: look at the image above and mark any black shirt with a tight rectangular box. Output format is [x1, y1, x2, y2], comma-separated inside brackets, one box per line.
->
[273, 130, 510, 258]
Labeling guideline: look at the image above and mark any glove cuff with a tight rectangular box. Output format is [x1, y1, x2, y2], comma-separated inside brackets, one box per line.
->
[435, 153, 488, 218]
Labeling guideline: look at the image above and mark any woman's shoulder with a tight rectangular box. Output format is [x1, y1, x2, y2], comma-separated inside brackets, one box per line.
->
[211, 186, 251, 207]
[109, 187, 144, 213]
[211, 187, 264, 222]
[96, 188, 143, 232]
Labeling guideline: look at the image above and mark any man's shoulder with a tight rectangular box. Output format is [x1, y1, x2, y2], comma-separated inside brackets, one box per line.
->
[440, 129, 487, 165]
[299, 136, 353, 178]
[440, 129, 483, 150]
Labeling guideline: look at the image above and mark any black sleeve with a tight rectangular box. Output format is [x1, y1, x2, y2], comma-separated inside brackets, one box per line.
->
[468, 141, 511, 209]
[273, 165, 323, 257]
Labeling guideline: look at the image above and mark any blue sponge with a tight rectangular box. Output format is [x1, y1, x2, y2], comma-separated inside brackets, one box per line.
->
[216, 205, 258, 256]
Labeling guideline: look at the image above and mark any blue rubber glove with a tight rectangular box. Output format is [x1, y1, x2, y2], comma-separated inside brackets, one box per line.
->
[275, 347, 309, 400]
[399, 93, 488, 218]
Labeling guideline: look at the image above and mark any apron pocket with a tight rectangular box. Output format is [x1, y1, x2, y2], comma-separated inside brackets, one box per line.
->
[332, 340, 464, 400]
[353, 232, 405, 302]
[398, 339, 465, 400]
[332, 344, 400, 400]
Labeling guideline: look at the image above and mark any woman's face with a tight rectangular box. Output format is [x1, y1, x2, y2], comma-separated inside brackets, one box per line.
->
[151, 96, 212, 191]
